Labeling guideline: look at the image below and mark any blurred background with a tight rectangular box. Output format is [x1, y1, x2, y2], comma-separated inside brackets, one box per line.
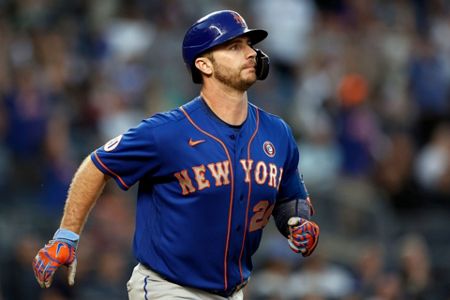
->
[0, 0, 449, 299]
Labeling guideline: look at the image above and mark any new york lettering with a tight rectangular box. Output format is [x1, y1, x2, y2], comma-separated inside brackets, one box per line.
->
[174, 159, 283, 195]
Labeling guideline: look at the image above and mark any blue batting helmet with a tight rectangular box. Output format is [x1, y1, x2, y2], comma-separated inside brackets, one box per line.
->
[182, 10, 268, 83]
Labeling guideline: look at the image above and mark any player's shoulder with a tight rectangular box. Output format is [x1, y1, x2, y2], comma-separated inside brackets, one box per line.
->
[142, 97, 201, 129]
[253, 105, 282, 122]
[251, 103, 293, 134]
[143, 108, 184, 128]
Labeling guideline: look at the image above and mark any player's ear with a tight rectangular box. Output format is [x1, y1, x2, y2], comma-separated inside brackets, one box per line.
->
[194, 55, 213, 78]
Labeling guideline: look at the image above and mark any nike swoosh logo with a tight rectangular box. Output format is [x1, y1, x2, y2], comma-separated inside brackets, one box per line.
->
[56, 243, 63, 257]
[189, 138, 205, 147]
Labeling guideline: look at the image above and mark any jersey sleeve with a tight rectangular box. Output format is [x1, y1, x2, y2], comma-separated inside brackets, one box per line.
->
[277, 122, 309, 202]
[90, 120, 159, 190]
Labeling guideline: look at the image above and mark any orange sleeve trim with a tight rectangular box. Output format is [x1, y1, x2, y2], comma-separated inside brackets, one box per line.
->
[93, 152, 130, 190]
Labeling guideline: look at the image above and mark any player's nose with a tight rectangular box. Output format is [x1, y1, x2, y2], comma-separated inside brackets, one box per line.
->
[244, 44, 257, 59]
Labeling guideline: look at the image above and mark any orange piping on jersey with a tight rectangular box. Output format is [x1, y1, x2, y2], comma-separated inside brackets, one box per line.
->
[180, 106, 234, 291]
[93, 152, 130, 189]
[238, 107, 259, 282]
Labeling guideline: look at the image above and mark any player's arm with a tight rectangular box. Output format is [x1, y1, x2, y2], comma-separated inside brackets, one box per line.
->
[272, 197, 314, 237]
[275, 121, 319, 257]
[272, 197, 319, 257]
[32, 156, 110, 288]
[60, 157, 109, 233]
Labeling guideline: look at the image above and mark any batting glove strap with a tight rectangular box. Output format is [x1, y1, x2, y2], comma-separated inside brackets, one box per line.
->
[288, 217, 320, 257]
[53, 228, 79, 248]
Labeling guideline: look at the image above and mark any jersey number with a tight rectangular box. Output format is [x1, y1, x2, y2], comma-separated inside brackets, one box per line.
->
[249, 200, 274, 232]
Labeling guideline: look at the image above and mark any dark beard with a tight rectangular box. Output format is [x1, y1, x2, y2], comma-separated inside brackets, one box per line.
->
[213, 61, 256, 91]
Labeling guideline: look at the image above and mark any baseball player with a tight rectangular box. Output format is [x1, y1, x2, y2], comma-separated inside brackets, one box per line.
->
[32, 10, 320, 299]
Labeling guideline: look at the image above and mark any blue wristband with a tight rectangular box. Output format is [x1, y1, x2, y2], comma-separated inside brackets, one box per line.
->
[53, 228, 80, 247]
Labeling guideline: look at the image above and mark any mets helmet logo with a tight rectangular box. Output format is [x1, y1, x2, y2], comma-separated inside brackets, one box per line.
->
[232, 12, 247, 28]
[263, 141, 276, 158]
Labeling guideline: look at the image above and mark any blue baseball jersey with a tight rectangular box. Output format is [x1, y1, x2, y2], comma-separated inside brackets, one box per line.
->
[91, 96, 308, 294]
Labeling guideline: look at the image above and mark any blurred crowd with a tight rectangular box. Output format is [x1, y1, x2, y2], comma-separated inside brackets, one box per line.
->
[0, 0, 449, 299]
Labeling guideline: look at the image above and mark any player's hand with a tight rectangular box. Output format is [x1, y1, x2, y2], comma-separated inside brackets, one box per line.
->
[32, 229, 79, 288]
[287, 217, 319, 257]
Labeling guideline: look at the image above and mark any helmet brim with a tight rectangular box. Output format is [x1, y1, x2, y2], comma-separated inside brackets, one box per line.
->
[243, 29, 268, 45]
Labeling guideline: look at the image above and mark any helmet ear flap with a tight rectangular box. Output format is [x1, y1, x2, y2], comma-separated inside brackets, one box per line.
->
[254, 49, 270, 80]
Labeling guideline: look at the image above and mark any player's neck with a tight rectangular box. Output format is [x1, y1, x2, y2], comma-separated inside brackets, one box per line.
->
[200, 86, 248, 126]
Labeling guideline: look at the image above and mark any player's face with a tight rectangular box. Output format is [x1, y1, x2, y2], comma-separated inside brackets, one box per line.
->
[210, 37, 257, 91]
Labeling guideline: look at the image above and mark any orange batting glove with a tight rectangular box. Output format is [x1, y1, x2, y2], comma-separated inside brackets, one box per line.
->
[32, 229, 79, 288]
[288, 217, 320, 257]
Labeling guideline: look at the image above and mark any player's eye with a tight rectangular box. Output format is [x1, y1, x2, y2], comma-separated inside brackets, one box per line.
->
[229, 44, 239, 50]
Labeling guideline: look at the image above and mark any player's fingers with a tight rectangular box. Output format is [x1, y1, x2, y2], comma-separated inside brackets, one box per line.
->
[32, 256, 46, 288]
[67, 258, 77, 286]
[44, 276, 53, 288]
[300, 221, 317, 233]
[293, 242, 308, 252]
[288, 239, 308, 254]
[292, 224, 318, 239]
[291, 234, 310, 248]
[301, 222, 312, 232]
[43, 262, 57, 288]
[34, 255, 53, 288]
[32, 267, 45, 288]
[289, 232, 308, 244]
[288, 239, 301, 253]
[302, 236, 319, 257]
[289, 235, 308, 244]
[291, 231, 310, 241]
[290, 220, 314, 233]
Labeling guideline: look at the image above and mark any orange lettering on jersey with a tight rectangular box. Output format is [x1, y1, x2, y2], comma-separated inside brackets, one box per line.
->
[239, 159, 254, 183]
[192, 165, 210, 190]
[255, 161, 268, 185]
[268, 163, 278, 187]
[207, 161, 230, 186]
[277, 168, 284, 190]
[174, 169, 196, 195]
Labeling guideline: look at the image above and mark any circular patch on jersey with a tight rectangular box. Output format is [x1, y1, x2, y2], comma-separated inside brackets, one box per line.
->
[104, 134, 123, 152]
[263, 141, 276, 158]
